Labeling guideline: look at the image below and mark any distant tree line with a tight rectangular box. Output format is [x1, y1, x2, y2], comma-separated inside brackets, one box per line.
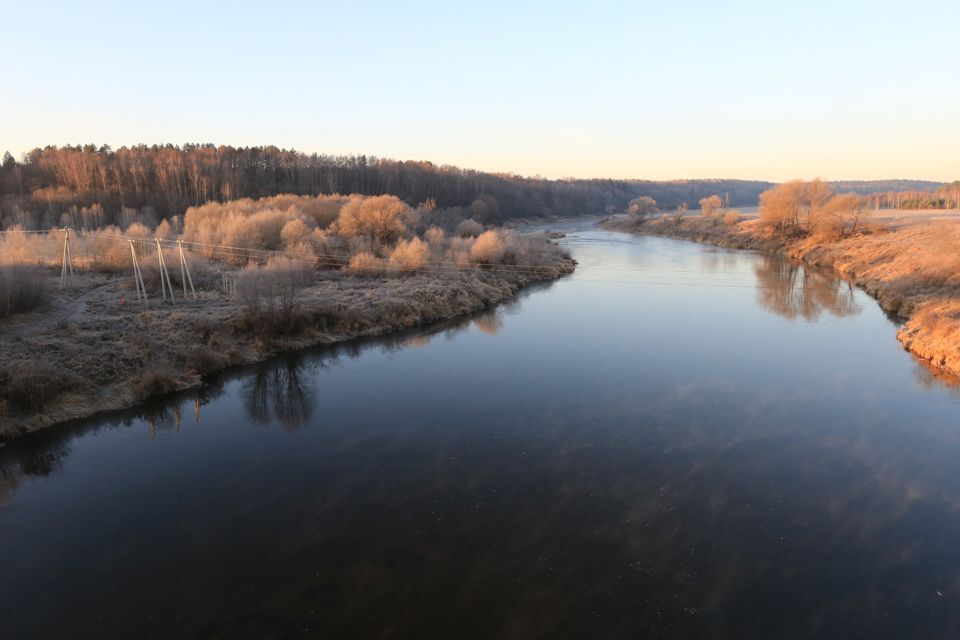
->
[0, 144, 774, 230]
[861, 182, 960, 210]
[822, 180, 958, 210]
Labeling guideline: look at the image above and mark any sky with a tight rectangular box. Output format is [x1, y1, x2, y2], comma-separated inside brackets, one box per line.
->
[3, 0, 959, 182]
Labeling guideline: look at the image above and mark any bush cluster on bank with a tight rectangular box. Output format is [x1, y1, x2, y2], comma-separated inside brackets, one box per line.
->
[759, 179, 872, 238]
[0, 193, 571, 315]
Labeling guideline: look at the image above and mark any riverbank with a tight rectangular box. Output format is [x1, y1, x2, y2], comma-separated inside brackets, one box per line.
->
[0, 254, 574, 441]
[602, 214, 960, 378]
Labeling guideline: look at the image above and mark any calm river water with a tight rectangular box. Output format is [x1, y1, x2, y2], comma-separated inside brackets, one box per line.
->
[2, 223, 960, 638]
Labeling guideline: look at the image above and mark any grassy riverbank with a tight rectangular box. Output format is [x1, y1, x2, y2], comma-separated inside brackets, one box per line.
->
[0, 191, 581, 441]
[0, 248, 573, 441]
[603, 214, 960, 378]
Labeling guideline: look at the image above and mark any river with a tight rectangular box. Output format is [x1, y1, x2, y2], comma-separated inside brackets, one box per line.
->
[2, 223, 959, 638]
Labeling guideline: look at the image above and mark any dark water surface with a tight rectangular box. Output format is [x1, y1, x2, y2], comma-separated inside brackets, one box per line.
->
[3, 224, 960, 639]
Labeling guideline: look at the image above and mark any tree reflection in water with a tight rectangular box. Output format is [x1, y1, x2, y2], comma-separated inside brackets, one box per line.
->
[0, 439, 70, 505]
[755, 256, 860, 321]
[0, 466, 19, 505]
[243, 360, 315, 431]
[237, 305, 508, 431]
[472, 309, 504, 335]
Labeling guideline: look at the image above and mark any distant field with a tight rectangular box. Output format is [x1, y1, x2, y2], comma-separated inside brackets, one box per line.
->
[700, 207, 960, 226]
[871, 208, 960, 227]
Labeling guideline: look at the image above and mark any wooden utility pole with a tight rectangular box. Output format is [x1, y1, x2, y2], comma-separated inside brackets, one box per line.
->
[129, 240, 148, 303]
[59, 229, 74, 289]
[177, 240, 197, 301]
[156, 238, 175, 302]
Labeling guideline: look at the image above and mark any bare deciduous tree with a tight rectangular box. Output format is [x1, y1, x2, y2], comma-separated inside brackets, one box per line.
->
[759, 181, 806, 231]
[627, 196, 658, 220]
[335, 195, 408, 249]
[820, 193, 869, 236]
[804, 178, 833, 229]
[699, 195, 723, 218]
[759, 179, 874, 238]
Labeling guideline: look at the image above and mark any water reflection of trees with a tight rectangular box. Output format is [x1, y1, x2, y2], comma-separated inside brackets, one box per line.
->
[472, 309, 503, 335]
[242, 360, 315, 430]
[1, 279, 531, 506]
[237, 303, 508, 429]
[755, 256, 860, 320]
[0, 466, 20, 505]
[397, 307, 505, 351]
[0, 379, 232, 505]
[0, 439, 70, 505]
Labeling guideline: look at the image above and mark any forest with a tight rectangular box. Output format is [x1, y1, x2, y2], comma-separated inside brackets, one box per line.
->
[2, 145, 953, 232]
[861, 181, 960, 210]
[0, 144, 774, 230]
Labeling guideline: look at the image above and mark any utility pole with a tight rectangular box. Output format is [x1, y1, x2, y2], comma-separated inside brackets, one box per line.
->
[59, 229, 74, 289]
[177, 240, 197, 301]
[156, 238, 175, 302]
[129, 240, 148, 303]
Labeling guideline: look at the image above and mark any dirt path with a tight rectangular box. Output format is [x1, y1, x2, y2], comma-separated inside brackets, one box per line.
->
[1, 277, 119, 341]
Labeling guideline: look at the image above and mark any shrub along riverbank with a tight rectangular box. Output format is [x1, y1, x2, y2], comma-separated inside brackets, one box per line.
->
[603, 212, 960, 379]
[0, 254, 573, 441]
[0, 191, 575, 440]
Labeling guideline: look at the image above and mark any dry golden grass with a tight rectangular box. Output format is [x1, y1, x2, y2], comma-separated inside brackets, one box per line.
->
[723, 210, 741, 226]
[899, 300, 960, 372]
[0, 360, 79, 416]
[131, 367, 180, 401]
[603, 214, 776, 251]
[0, 265, 49, 317]
[794, 221, 960, 315]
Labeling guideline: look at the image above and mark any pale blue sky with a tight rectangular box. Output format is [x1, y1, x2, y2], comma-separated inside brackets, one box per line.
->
[3, 0, 959, 181]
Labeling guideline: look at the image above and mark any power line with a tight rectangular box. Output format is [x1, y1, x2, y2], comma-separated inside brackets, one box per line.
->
[70, 229, 570, 275]
[67, 229, 774, 278]
[2, 227, 846, 291]
[4, 227, 778, 275]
